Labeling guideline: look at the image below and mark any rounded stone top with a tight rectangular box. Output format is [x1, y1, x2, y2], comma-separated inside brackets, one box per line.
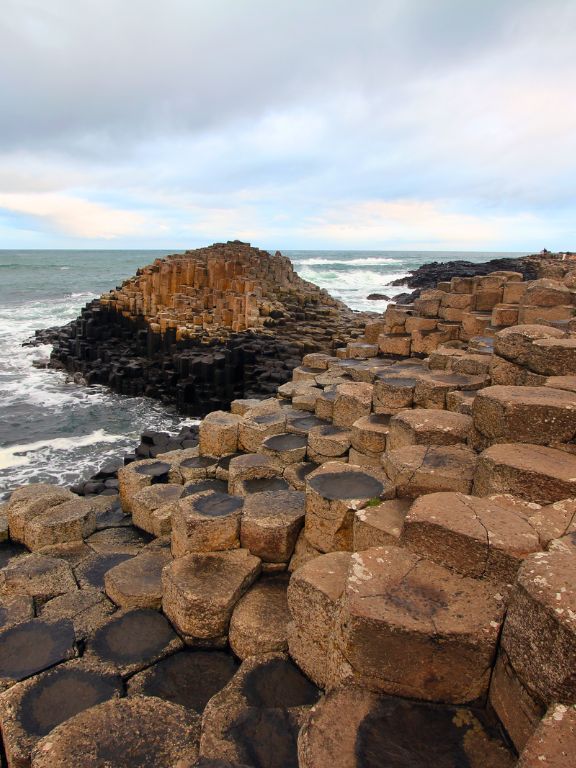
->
[251, 412, 286, 426]
[180, 456, 218, 470]
[182, 479, 228, 497]
[376, 376, 418, 388]
[261, 433, 307, 451]
[134, 461, 171, 478]
[192, 492, 244, 518]
[308, 469, 384, 501]
[229, 453, 277, 471]
[88, 609, 179, 667]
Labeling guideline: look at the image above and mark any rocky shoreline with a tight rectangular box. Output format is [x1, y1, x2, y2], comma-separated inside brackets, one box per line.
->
[1, 247, 576, 766]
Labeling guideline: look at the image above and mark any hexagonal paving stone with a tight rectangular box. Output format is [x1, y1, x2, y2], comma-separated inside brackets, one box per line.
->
[131, 483, 184, 536]
[84, 608, 183, 676]
[260, 432, 308, 466]
[350, 414, 390, 456]
[30, 695, 200, 768]
[199, 411, 242, 457]
[335, 546, 505, 703]
[0, 618, 76, 691]
[0, 594, 34, 631]
[178, 455, 219, 481]
[0, 659, 123, 767]
[473, 444, 576, 504]
[383, 444, 477, 499]
[240, 490, 304, 563]
[401, 492, 541, 586]
[104, 550, 172, 610]
[238, 412, 287, 453]
[229, 575, 290, 660]
[307, 424, 352, 461]
[283, 461, 318, 491]
[7, 487, 75, 545]
[200, 653, 320, 768]
[39, 587, 116, 641]
[86, 526, 151, 555]
[0, 554, 77, 605]
[118, 459, 173, 514]
[23, 499, 97, 551]
[127, 649, 238, 713]
[332, 382, 373, 427]
[304, 462, 393, 552]
[74, 552, 134, 590]
[162, 549, 261, 647]
[501, 549, 576, 706]
[227, 454, 282, 497]
[171, 492, 243, 557]
[298, 686, 514, 768]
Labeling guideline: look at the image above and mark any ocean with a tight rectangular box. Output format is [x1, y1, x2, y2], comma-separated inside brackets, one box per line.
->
[0, 248, 528, 497]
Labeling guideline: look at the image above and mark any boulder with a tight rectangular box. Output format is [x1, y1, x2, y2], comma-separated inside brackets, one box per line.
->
[162, 549, 260, 646]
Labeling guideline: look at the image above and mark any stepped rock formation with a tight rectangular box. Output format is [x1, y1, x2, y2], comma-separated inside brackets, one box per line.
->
[4, 250, 576, 765]
[46, 241, 367, 415]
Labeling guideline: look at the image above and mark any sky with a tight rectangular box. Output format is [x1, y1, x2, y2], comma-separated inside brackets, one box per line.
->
[0, 0, 575, 252]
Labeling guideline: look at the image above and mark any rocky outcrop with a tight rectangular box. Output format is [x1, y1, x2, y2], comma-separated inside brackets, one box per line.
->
[44, 242, 368, 415]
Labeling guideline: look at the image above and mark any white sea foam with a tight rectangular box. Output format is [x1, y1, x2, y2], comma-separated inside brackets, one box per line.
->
[293, 256, 402, 266]
[0, 429, 126, 470]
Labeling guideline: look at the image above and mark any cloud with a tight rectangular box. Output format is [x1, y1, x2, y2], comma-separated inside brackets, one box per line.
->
[0, 193, 147, 238]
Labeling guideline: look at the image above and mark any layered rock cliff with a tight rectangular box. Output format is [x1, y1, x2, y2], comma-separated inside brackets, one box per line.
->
[46, 242, 368, 415]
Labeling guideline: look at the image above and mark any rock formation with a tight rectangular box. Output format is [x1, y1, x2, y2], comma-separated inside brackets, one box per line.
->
[44, 241, 368, 415]
[3, 252, 576, 765]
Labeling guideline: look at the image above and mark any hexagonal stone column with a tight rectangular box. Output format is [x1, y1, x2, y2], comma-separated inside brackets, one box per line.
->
[240, 489, 304, 563]
[260, 432, 308, 466]
[401, 492, 541, 586]
[23, 499, 97, 551]
[30, 696, 200, 768]
[178, 454, 218, 481]
[298, 686, 515, 768]
[473, 386, 576, 445]
[526, 338, 576, 376]
[227, 453, 284, 496]
[199, 411, 242, 457]
[7, 486, 75, 545]
[335, 546, 505, 703]
[229, 575, 290, 659]
[353, 499, 411, 550]
[351, 414, 390, 456]
[517, 703, 576, 768]
[131, 483, 184, 536]
[383, 445, 477, 498]
[104, 550, 171, 609]
[162, 549, 260, 646]
[307, 424, 352, 462]
[0, 554, 77, 605]
[414, 372, 487, 409]
[305, 462, 392, 552]
[238, 411, 287, 452]
[332, 382, 373, 427]
[387, 409, 472, 451]
[287, 552, 351, 688]
[0, 659, 123, 767]
[171, 492, 243, 557]
[494, 324, 564, 366]
[501, 549, 576, 706]
[118, 460, 172, 514]
[473, 444, 576, 504]
[373, 374, 418, 414]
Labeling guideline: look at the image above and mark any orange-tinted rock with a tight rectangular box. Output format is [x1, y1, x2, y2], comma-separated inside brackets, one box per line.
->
[387, 408, 472, 450]
[383, 444, 477, 499]
[517, 703, 576, 768]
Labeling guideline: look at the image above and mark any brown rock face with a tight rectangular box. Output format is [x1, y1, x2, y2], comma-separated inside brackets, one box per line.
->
[335, 546, 505, 703]
[517, 703, 576, 767]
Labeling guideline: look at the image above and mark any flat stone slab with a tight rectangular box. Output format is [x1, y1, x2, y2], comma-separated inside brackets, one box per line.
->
[86, 526, 151, 555]
[402, 492, 541, 586]
[384, 444, 477, 499]
[128, 649, 238, 713]
[0, 659, 123, 767]
[473, 443, 576, 504]
[0, 618, 76, 690]
[200, 653, 319, 767]
[517, 703, 576, 767]
[39, 587, 115, 641]
[0, 554, 77, 605]
[335, 546, 506, 702]
[183, 479, 229, 497]
[23, 499, 97, 551]
[74, 552, 134, 590]
[172, 492, 244, 557]
[473, 385, 576, 445]
[7, 486, 75, 544]
[261, 432, 308, 466]
[31, 695, 200, 768]
[298, 686, 515, 768]
[85, 608, 183, 676]
[387, 408, 472, 451]
[305, 462, 392, 552]
[162, 549, 261, 646]
[229, 575, 290, 659]
[240, 490, 305, 563]
[104, 550, 171, 610]
[131, 483, 184, 535]
[239, 477, 290, 495]
[0, 594, 34, 631]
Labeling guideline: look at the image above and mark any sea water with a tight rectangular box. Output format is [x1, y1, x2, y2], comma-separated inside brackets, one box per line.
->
[0, 248, 527, 495]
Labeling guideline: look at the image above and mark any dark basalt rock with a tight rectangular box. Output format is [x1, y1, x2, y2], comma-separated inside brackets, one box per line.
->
[183, 479, 229, 497]
[181, 456, 218, 470]
[74, 552, 134, 589]
[226, 708, 300, 768]
[194, 493, 244, 518]
[241, 657, 320, 709]
[264, 433, 307, 451]
[243, 477, 290, 494]
[134, 461, 171, 479]
[128, 650, 238, 713]
[0, 619, 76, 684]
[308, 471, 384, 501]
[18, 665, 123, 738]
[366, 293, 391, 300]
